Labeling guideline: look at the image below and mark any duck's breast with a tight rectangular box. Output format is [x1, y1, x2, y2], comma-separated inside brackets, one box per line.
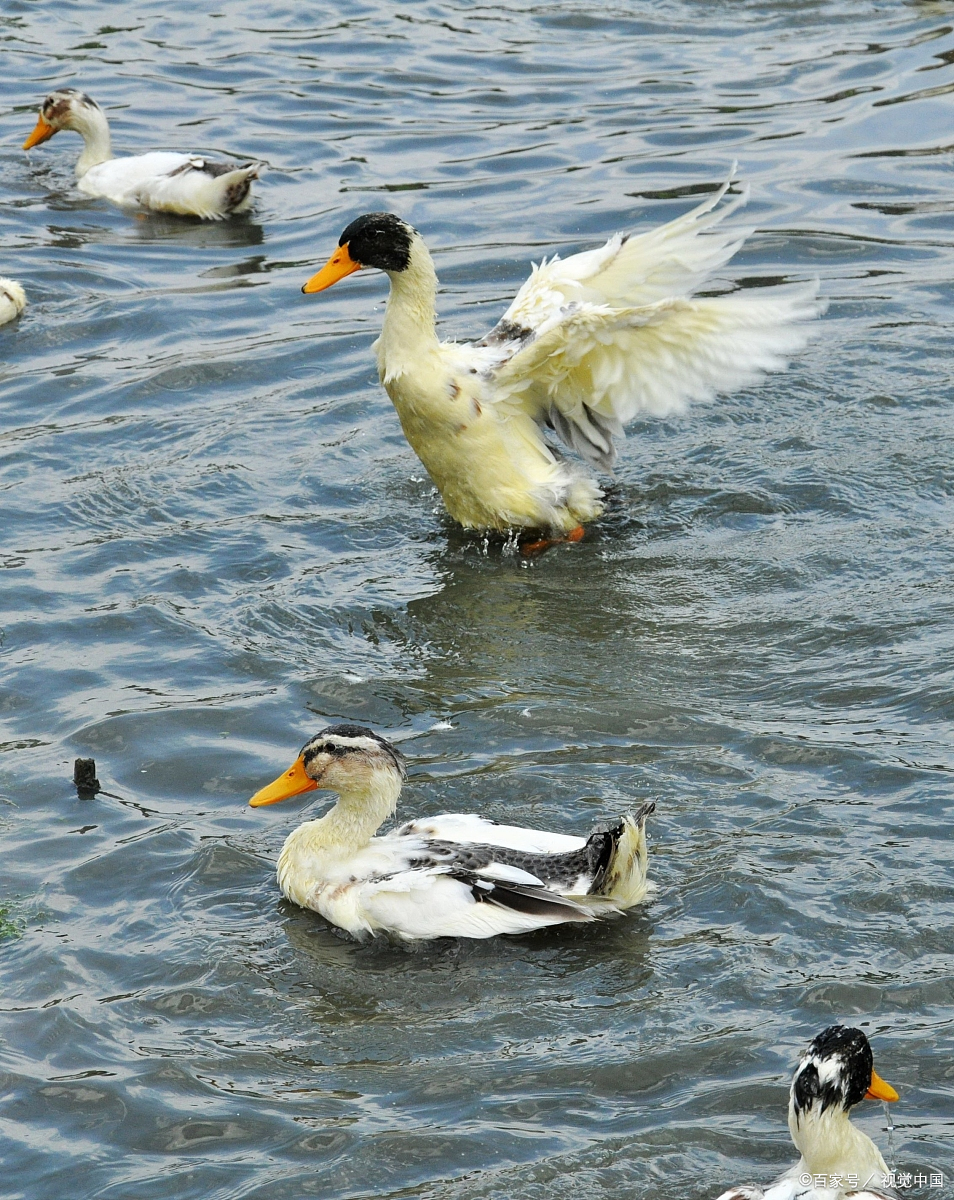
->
[384, 360, 577, 531]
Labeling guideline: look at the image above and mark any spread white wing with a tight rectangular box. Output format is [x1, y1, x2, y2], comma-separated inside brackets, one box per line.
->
[480, 175, 824, 471]
[312, 812, 626, 939]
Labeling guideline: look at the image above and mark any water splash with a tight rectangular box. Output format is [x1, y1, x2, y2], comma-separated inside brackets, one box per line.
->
[883, 1099, 896, 1165]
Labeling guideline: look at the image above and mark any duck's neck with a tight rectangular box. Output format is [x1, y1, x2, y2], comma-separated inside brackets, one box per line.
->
[71, 107, 113, 176]
[376, 240, 441, 384]
[281, 770, 402, 859]
[789, 1103, 888, 1186]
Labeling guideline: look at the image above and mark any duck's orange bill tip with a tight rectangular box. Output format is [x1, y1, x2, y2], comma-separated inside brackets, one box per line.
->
[865, 1068, 899, 1103]
[301, 244, 361, 294]
[23, 115, 56, 150]
[248, 756, 318, 807]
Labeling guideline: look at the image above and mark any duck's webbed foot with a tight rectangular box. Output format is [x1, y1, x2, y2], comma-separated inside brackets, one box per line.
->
[519, 524, 585, 557]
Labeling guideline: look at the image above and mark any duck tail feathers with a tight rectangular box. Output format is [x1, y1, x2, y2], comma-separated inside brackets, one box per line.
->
[206, 161, 262, 216]
[135, 159, 263, 219]
[587, 801, 654, 909]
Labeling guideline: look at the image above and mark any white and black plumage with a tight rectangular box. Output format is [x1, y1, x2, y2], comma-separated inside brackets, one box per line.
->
[0, 279, 26, 326]
[302, 177, 823, 543]
[23, 89, 261, 219]
[716, 1026, 900, 1200]
[248, 723, 654, 941]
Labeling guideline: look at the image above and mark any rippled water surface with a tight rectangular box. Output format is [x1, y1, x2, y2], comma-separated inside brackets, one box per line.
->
[2, 2, 954, 1197]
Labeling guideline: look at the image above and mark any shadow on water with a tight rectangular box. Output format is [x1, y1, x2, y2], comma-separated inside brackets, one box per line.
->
[276, 894, 656, 1016]
[4, 1, 954, 1198]
[40, 212, 267, 250]
[127, 212, 266, 249]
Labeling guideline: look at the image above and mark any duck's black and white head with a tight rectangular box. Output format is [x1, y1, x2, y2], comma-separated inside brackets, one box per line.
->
[302, 213, 420, 294]
[249, 724, 406, 807]
[301, 724, 407, 786]
[790, 1025, 897, 1124]
[785, 1026, 899, 1186]
[24, 88, 104, 148]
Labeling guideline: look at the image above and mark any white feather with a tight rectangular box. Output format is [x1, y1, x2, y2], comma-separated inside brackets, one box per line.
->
[472, 862, 546, 886]
[396, 813, 587, 854]
[350, 870, 590, 941]
[0, 278, 26, 325]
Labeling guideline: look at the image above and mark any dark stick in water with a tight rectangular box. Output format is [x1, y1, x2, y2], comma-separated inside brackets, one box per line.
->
[73, 758, 100, 799]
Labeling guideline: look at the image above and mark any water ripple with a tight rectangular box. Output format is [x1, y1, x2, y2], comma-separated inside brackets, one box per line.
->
[1, 2, 953, 1199]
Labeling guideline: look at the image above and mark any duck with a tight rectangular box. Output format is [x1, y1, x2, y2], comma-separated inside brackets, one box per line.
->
[23, 89, 262, 219]
[0, 279, 26, 325]
[301, 177, 823, 547]
[715, 1025, 900, 1200]
[248, 723, 654, 941]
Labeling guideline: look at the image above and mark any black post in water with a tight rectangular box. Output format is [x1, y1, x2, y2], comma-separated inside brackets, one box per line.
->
[73, 758, 100, 799]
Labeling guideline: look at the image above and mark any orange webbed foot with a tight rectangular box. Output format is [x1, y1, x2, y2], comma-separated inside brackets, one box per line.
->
[519, 525, 585, 557]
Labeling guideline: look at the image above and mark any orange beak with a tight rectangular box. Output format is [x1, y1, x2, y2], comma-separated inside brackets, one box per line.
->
[865, 1067, 899, 1103]
[302, 243, 361, 294]
[248, 755, 318, 807]
[23, 115, 57, 150]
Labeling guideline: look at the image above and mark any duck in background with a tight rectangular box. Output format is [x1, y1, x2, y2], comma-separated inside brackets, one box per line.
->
[302, 175, 823, 550]
[248, 723, 654, 941]
[0, 279, 26, 325]
[23, 89, 262, 219]
[716, 1025, 900, 1200]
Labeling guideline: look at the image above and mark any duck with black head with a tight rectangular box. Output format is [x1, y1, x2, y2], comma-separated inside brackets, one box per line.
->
[716, 1025, 900, 1200]
[302, 177, 823, 550]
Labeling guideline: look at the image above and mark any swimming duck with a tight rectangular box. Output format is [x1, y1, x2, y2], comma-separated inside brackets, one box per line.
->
[302, 179, 823, 544]
[248, 723, 654, 941]
[0, 279, 26, 325]
[716, 1025, 900, 1200]
[23, 89, 261, 219]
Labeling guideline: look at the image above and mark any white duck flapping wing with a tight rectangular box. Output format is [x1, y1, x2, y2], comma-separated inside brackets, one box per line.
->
[479, 175, 824, 472]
